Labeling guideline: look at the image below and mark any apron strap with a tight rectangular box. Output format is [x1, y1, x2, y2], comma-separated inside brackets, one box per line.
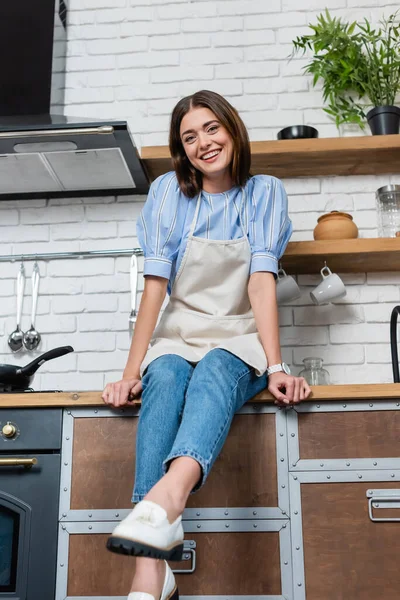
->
[188, 192, 202, 237]
[237, 188, 247, 237]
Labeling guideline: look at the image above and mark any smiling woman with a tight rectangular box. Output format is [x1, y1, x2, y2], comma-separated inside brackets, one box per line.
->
[169, 90, 250, 197]
[102, 89, 311, 600]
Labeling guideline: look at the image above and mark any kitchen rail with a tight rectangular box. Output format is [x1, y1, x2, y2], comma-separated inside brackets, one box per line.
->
[0, 248, 144, 262]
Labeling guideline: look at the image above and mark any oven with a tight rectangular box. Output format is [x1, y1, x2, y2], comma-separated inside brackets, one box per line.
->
[0, 408, 62, 600]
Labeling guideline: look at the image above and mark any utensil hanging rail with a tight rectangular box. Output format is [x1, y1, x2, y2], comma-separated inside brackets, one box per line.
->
[0, 249, 144, 263]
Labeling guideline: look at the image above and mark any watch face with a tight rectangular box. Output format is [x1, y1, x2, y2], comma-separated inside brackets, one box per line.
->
[282, 362, 291, 375]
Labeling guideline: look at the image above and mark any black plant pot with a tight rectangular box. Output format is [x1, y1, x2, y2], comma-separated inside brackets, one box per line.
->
[367, 105, 400, 135]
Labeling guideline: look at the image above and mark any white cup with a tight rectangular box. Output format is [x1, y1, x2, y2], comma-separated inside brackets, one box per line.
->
[276, 268, 301, 304]
[310, 266, 346, 305]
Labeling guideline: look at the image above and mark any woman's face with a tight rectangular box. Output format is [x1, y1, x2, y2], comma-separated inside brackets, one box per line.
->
[180, 107, 234, 183]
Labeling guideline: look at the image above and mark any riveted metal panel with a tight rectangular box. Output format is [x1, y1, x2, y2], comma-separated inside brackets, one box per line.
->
[60, 405, 288, 520]
[288, 470, 400, 600]
[56, 520, 291, 600]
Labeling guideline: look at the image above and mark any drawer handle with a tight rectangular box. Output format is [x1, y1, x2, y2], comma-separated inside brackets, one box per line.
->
[366, 489, 400, 522]
[0, 457, 37, 468]
[172, 548, 196, 574]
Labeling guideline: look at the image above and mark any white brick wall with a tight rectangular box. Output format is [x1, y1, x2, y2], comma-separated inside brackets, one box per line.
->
[0, 0, 399, 389]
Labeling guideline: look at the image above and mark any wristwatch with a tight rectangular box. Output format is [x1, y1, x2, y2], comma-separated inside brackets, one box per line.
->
[266, 363, 291, 376]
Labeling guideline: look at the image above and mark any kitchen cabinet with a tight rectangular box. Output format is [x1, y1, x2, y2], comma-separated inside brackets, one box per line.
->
[46, 387, 400, 600]
[57, 403, 293, 599]
[1, 389, 400, 599]
[299, 481, 400, 600]
[287, 400, 400, 600]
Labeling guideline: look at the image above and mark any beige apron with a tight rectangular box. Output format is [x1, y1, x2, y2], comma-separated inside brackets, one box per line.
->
[140, 191, 268, 377]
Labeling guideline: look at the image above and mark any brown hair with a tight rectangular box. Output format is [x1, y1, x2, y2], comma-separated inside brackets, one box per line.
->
[169, 90, 251, 198]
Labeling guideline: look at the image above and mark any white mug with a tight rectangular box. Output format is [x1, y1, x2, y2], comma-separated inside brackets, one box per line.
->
[276, 268, 301, 304]
[310, 266, 346, 305]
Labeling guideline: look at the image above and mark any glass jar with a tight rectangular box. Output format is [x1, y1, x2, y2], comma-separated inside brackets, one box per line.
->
[298, 357, 330, 385]
[376, 185, 400, 237]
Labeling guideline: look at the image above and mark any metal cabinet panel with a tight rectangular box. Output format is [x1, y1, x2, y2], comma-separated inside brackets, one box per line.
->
[287, 401, 400, 472]
[71, 416, 137, 510]
[186, 412, 278, 509]
[57, 521, 291, 600]
[61, 406, 287, 522]
[295, 478, 400, 600]
[298, 410, 400, 460]
[59, 400, 400, 600]
[70, 411, 278, 511]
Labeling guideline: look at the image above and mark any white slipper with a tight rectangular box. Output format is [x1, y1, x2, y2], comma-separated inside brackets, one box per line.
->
[127, 561, 178, 600]
[107, 500, 184, 561]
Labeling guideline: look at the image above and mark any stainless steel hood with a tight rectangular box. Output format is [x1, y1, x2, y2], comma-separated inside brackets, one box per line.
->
[0, 1, 149, 200]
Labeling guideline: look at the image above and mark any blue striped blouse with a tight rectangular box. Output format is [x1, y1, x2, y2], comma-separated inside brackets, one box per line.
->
[137, 171, 293, 294]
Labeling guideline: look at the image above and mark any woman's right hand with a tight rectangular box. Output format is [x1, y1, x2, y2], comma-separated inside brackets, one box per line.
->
[102, 377, 142, 407]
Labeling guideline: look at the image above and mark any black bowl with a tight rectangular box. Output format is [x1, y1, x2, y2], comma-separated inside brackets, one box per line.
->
[277, 125, 319, 140]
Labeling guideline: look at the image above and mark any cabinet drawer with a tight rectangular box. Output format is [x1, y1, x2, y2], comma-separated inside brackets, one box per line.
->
[301, 481, 400, 600]
[63, 523, 285, 597]
[171, 531, 281, 595]
[187, 412, 278, 509]
[298, 409, 400, 460]
[0, 408, 62, 450]
[71, 416, 137, 510]
[70, 412, 278, 511]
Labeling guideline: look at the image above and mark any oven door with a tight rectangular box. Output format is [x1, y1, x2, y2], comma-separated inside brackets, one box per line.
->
[0, 453, 60, 600]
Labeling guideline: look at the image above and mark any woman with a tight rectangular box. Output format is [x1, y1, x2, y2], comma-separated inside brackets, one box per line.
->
[102, 90, 311, 600]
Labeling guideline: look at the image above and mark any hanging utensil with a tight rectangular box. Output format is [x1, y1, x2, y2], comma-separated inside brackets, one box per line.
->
[23, 261, 41, 351]
[129, 253, 138, 335]
[0, 346, 74, 391]
[8, 262, 26, 353]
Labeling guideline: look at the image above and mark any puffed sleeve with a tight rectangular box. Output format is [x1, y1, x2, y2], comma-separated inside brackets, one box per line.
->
[136, 172, 184, 280]
[248, 175, 293, 277]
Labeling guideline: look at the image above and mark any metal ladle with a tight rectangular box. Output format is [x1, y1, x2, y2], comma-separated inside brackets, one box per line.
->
[8, 262, 26, 352]
[23, 262, 41, 351]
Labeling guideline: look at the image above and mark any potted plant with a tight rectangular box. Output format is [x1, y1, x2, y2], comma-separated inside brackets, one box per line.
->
[292, 10, 400, 135]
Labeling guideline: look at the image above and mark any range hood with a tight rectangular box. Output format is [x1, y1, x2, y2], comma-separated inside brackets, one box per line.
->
[0, 0, 149, 200]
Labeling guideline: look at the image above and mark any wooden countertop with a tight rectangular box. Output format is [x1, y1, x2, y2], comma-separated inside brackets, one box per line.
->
[1, 384, 400, 408]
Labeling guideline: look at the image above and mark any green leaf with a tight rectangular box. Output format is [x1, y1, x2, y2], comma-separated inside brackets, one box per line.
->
[290, 9, 400, 129]
[348, 21, 357, 35]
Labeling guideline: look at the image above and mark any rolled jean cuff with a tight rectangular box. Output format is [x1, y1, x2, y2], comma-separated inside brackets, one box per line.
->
[131, 491, 147, 503]
[163, 448, 209, 494]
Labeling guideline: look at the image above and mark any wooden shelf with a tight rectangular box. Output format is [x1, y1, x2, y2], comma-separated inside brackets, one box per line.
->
[141, 134, 400, 180]
[1, 384, 400, 407]
[282, 237, 400, 274]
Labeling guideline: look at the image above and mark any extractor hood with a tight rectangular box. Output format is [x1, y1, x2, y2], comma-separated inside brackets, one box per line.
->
[0, 0, 149, 200]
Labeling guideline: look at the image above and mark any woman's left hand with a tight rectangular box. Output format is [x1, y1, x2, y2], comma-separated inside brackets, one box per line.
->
[267, 372, 311, 406]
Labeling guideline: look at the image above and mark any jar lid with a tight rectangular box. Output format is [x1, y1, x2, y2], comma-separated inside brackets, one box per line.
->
[377, 184, 400, 195]
[317, 211, 353, 223]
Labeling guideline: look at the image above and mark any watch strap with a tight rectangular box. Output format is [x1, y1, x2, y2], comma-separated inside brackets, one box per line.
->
[267, 363, 290, 376]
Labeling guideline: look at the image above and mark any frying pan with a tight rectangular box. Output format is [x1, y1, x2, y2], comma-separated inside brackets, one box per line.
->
[0, 346, 74, 390]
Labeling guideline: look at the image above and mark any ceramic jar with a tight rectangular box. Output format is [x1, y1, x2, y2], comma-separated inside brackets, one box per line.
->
[313, 211, 358, 241]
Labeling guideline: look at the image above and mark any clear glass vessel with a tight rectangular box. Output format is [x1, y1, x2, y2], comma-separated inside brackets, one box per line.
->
[376, 185, 400, 237]
[298, 357, 330, 386]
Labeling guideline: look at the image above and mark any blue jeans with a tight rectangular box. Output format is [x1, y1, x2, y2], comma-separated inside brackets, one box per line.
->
[132, 348, 267, 502]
